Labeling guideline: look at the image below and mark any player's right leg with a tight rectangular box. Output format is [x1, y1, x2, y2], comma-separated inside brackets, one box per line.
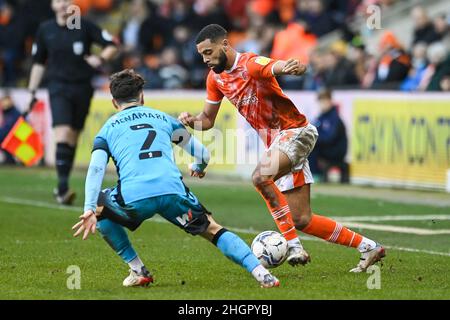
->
[201, 215, 280, 288]
[275, 124, 385, 272]
[252, 145, 309, 266]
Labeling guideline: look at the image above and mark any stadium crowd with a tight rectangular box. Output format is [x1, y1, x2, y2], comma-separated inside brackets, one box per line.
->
[0, 0, 449, 91]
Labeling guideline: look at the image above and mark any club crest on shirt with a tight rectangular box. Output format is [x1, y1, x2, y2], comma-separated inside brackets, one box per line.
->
[216, 78, 224, 86]
[240, 70, 249, 81]
[255, 56, 271, 66]
[73, 41, 84, 55]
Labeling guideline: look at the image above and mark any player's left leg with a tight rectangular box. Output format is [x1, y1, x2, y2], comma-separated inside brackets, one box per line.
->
[283, 183, 385, 272]
[252, 149, 310, 266]
[95, 190, 154, 287]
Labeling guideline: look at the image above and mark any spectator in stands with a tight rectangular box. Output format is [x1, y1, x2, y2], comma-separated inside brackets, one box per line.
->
[0, 92, 20, 164]
[191, 0, 231, 32]
[120, 0, 148, 52]
[170, 25, 205, 88]
[411, 6, 441, 45]
[73, 0, 113, 16]
[271, 21, 317, 88]
[356, 0, 397, 16]
[235, 27, 263, 54]
[326, 0, 360, 26]
[136, 54, 163, 89]
[347, 35, 374, 87]
[161, 0, 196, 28]
[433, 13, 449, 42]
[0, 1, 25, 86]
[302, 48, 327, 90]
[245, 5, 277, 56]
[309, 88, 349, 183]
[223, 0, 251, 29]
[439, 70, 450, 91]
[371, 31, 411, 89]
[425, 42, 450, 91]
[296, 0, 337, 37]
[158, 47, 188, 89]
[323, 40, 359, 88]
[138, 2, 172, 54]
[400, 42, 428, 91]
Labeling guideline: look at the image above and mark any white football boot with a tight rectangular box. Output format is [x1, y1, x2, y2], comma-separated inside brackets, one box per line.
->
[123, 268, 154, 287]
[286, 246, 311, 266]
[259, 274, 280, 288]
[350, 244, 386, 273]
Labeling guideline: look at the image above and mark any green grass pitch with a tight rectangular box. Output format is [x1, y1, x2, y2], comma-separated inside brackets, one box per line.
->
[0, 167, 449, 299]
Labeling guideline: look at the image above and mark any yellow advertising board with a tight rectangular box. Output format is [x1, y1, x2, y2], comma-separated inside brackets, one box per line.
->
[352, 99, 450, 189]
[75, 94, 237, 173]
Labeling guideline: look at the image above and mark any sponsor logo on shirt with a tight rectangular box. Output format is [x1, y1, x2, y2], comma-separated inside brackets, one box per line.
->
[255, 56, 271, 66]
[231, 93, 259, 110]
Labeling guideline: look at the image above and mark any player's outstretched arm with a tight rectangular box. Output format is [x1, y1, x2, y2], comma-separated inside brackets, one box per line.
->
[178, 101, 221, 131]
[272, 58, 307, 76]
[72, 149, 108, 240]
[173, 129, 210, 178]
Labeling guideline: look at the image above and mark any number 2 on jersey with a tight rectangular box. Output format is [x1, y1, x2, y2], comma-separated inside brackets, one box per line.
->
[130, 124, 162, 160]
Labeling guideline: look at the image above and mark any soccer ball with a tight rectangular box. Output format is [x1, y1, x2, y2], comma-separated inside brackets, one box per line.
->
[251, 231, 289, 268]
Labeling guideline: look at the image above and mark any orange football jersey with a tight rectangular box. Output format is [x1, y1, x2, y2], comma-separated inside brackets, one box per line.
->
[206, 52, 308, 146]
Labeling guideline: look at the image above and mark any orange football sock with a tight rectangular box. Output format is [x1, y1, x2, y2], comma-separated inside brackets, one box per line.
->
[255, 180, 298, 241]
[301, 214, 363, 248]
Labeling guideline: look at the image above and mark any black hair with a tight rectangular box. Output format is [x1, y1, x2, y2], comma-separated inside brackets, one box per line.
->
[195, 24, 227, 44]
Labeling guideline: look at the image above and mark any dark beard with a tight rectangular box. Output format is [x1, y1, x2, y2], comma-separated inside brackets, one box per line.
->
[212, 50, 227, 74]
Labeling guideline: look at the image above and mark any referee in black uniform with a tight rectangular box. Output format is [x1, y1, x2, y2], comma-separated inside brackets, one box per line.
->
[27, 0, 117, 205]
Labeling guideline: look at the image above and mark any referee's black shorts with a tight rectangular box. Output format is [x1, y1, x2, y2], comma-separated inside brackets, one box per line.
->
[48, 81, 94, 130]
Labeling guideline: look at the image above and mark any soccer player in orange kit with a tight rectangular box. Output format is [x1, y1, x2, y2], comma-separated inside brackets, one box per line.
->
[179, 24, 385, 272]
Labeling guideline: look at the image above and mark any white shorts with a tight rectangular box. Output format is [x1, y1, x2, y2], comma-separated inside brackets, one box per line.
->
[269, 124, 319, 192]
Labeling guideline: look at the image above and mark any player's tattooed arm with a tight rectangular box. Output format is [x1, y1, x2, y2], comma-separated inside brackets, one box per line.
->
[178, 101, 221, 130]
[273, 58, 307, 76]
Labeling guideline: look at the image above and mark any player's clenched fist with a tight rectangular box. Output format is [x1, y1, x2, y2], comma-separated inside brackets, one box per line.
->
[178, 112, 196, 127]
[281, 58, 307, 76]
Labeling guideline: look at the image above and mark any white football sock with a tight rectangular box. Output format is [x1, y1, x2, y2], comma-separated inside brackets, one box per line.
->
[287, 237, 303, 249]
[128, 256, 145, 273]
[357, 237, 377, 253]
[251, 265, 270, 282]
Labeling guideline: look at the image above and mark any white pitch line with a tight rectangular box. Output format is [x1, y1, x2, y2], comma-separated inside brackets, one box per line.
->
[0, 196, 80, 212]
[331, 214, 450, 222]
[1, 196, 450, 257]
[342, 222, 450, 235]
